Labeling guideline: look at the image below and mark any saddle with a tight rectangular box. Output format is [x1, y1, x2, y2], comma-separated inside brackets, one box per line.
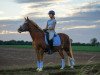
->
[45, 31, 61, 46]
[44, 29, 61, 54]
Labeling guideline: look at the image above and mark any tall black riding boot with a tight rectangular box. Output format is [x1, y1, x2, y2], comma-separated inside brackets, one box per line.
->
[48, 39, 53, 54]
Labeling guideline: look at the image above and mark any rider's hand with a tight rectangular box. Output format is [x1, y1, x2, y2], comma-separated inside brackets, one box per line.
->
[48, 27, 54, 30]
[43, 28, 47, 32]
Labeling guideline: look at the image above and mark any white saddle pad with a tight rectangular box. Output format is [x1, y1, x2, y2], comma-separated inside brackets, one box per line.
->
[45, 34, 61, 46]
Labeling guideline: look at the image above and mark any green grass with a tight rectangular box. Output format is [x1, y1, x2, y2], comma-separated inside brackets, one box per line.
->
[0, 45, 100, 52]
[0, 63, 100, 75]
[72, 46, 100, 52]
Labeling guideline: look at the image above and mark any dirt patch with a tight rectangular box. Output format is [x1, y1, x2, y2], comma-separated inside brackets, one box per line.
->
[0, 48, 100, 70]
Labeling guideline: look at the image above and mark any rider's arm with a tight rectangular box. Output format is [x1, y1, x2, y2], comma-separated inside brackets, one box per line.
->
[45, 24, 48, 29]
[45, 21, 49, 30]
[43, 22, 48, 31]
[48, 20, 56, 30]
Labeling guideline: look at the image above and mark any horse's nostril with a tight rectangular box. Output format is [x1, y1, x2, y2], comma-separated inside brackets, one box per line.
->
[18, 30, 21, 33]
[18, 28, 21, 33]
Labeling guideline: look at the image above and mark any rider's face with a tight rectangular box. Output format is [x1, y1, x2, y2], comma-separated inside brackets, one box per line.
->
[49, 14, 53, 18]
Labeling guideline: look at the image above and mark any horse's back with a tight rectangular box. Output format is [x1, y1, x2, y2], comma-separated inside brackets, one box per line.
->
[58, 33, 70, 50]
[58, 33, 70, 40]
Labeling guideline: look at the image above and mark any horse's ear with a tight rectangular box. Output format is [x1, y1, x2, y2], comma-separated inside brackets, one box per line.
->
[24, 17, 26, 20]
[27, 17, 29, 20]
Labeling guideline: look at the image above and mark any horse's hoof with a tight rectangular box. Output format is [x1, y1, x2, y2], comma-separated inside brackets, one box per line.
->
[70, 67, 75, 71]
[36, 68, 39, 71]
[60, 68, 64, 70]
[37, 68, 43, 72]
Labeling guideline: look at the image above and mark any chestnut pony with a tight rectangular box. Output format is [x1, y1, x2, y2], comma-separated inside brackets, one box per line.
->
[18, 17, 75, 72]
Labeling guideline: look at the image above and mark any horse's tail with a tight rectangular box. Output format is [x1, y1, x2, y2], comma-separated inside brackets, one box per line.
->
[69, 38, 74, 58]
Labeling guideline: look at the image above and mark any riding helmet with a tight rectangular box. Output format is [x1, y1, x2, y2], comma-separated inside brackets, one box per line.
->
[48, 10, 55, 15]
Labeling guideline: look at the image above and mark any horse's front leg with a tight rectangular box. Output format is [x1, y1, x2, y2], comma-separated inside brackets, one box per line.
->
[36, 49, 44, 72]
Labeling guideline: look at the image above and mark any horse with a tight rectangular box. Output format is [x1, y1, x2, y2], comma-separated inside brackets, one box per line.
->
[18, 17, 75, 72]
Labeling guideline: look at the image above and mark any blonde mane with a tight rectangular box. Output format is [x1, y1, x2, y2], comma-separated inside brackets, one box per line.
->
[29, 19, 43, 32]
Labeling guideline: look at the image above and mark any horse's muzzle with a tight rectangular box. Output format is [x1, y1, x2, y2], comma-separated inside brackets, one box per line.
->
[18, 28, 21, 33]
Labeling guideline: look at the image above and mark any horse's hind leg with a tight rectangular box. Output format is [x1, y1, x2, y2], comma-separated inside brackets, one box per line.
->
[58, 50, 65, 69]
[64, 48, 75, 69]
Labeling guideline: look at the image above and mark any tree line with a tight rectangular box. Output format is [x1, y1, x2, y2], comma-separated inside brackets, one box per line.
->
[0, 38, 99, 46]
[0, 40, 32, 45]
[71, 38, 99, 46]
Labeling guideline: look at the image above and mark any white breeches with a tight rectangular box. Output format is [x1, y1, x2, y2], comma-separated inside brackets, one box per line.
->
[47, 30, 55, 40]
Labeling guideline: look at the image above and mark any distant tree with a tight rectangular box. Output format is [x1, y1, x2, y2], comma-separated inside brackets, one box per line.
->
[0, 40, 32, 45]
[0, 40, 3, 45]
[90, 38, 98, 46]
[96, 42, 100, 46]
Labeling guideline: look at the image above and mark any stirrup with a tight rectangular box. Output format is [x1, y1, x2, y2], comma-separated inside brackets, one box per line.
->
[48, 49, 53, 54]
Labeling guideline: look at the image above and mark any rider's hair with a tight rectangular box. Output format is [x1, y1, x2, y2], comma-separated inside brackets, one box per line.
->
[52, 15, 55, 19]
[53, 15, 55, 19]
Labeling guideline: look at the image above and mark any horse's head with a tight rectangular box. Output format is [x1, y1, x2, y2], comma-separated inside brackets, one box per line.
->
[18, 17, 43, 33]
[18, 17, 30, 33]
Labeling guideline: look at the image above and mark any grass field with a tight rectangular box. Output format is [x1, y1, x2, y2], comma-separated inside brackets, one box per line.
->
[0, 45, 100, 75]
[0, 64, 100, 75]
[72, 46, 100, 52]
[0, 45, 100, 52]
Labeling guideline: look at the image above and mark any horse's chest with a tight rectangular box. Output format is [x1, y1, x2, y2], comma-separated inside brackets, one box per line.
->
[32, 41, 36, 49]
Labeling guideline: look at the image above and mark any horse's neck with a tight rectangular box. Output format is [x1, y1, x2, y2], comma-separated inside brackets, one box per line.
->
[28, 24, 44, 41]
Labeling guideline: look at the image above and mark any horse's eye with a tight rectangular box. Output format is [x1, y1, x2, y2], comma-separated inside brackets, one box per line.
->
[25, 22, 27, 24]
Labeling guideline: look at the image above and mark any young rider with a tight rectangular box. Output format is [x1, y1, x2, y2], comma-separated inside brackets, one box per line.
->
[45, 10, 56, 54]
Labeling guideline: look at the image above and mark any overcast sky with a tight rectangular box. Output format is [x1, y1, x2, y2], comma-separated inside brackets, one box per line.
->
[0, 0, 100, 43]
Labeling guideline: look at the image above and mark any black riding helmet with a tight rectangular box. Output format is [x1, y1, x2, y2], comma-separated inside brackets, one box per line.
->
[48, 10, 55, 15]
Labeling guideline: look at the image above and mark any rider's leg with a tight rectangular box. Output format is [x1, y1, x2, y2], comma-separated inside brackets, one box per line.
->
[49, 30, 55, 40]
[49, 31, 54, 46]
[48, 31, 54, 54]
[49, 39, 53, 48]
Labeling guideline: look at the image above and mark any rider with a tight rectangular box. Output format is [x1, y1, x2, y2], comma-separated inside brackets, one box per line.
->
[44, 10, 56, 54]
